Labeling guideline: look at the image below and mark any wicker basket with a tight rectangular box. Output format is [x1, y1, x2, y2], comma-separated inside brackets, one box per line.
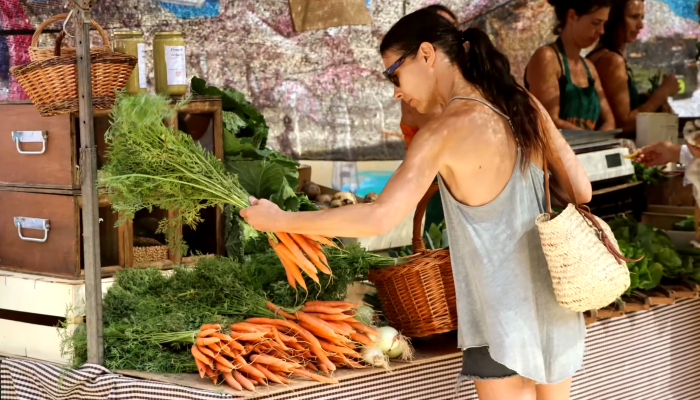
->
[368, 183, 458, 337]
[29, 13, 111, 62]
[10, 31, 136, 117]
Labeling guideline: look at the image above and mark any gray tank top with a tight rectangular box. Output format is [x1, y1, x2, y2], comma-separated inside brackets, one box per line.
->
[440, 96, 585, 384]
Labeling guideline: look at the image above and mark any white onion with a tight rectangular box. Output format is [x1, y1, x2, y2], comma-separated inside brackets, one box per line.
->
[360, 346, 390, 369]
[375, 326, 414, 361]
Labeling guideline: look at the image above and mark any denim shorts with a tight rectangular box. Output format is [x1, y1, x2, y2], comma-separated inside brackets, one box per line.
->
[461, 346, 518, 380]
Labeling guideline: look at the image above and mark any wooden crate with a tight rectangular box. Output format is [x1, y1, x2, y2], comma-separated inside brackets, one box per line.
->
[0, 271, 115, 363]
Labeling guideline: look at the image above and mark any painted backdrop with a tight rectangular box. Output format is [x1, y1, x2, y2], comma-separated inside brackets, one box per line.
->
[1, 0, 698, 163]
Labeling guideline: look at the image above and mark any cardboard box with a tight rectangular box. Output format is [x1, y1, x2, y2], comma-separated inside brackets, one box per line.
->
[642, 205, 697, 248]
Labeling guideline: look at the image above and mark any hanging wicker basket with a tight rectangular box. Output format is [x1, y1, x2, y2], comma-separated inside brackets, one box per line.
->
[368, 182, 458, 337]
[10, 31, 136, 117]
[29, 13, 111, 62]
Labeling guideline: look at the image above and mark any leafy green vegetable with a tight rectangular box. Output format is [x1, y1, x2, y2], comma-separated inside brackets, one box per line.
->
[673, 216, 696, 232]
[629, 161, 666, 185]
[611, 215, 695, 289]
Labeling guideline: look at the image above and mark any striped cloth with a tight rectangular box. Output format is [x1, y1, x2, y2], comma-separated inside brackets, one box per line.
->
[2, 298, 700, 400]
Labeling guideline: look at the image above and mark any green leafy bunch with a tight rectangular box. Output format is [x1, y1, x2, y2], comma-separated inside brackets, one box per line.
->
[100, 92, 259, 253]
[610, 216, 691, 293]
[629, 161, 666, 185]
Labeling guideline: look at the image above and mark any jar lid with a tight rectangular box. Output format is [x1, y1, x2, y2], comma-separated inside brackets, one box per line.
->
[113, 30, 143, 37]
[154, 31, 183, 37]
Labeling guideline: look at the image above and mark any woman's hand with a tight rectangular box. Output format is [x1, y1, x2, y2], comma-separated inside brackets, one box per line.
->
[633, 141, 680, 166]
[658, 74, 680, 98]
[240, 197, 285, 232]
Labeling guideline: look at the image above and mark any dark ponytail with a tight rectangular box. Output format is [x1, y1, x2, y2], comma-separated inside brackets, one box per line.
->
[380, 10, 545, 168]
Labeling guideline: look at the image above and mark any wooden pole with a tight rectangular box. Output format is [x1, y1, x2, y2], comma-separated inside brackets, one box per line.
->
[73, 0, 104, 364]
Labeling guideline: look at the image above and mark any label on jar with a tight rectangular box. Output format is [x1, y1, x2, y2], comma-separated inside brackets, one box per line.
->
[164, 45, 187, 86]
[137, 43, 147, 89]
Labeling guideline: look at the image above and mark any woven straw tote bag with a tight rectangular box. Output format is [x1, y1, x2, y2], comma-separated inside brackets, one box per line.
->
[535, 142, 636, 312]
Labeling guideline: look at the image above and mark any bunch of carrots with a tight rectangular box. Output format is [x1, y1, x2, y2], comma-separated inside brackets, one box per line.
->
[190, 300, 378, 392]
[269, 233, 337, 291]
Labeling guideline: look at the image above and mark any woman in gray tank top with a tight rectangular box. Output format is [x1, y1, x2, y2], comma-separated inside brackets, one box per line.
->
[242, 9, 592, 400]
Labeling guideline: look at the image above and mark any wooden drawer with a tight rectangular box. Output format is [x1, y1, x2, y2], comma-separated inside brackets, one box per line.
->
[0, 104, 74, 189]
[0, 189, 122, 278]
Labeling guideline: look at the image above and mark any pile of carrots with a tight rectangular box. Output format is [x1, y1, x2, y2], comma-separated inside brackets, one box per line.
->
[190, 300, 379, 392]
[269, 233, 337, 290]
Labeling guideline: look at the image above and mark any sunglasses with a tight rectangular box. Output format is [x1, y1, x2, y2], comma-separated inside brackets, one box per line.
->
[383, 45, 418, 87]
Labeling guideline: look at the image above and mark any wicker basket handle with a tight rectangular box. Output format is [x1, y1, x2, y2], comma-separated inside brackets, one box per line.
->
[412, 181, 440, 253]
[53, 31, 67, 57]
[31, 13, 110, 49]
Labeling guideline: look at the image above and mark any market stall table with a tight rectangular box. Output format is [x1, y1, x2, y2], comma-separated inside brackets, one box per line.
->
[3, 298, 700, 400]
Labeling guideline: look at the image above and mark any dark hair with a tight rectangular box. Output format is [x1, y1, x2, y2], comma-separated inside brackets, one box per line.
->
[598, 0, 643, 51]
[548, 0, 612, 35]
[423, 4, 458, 23]
[696, 0, 700, 20]
[380, 9, 544, 168]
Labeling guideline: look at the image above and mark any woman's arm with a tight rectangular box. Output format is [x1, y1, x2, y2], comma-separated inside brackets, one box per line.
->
[532, 97, 593, 203]
[241, 124, 445, 237]
[526, 46, 582, 131]
[596, 53, 677, 132]
[587, 59, 616, 131]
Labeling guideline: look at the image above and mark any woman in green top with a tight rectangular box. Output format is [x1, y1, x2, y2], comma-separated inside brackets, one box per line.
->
[525, 0, 616, 131]
[587, 0, 680, 135]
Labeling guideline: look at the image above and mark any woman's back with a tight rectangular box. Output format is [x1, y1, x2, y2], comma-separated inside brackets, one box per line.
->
[434, 96, 585, 384]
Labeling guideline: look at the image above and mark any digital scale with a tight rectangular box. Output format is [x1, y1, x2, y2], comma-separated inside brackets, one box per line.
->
[560, 129, 634, 183]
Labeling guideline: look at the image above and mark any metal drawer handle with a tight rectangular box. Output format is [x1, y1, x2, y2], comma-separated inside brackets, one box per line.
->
[12, 131, 48, 155]
[14, 217, 50, 243]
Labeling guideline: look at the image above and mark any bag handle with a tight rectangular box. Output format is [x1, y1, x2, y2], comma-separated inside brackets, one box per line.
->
[412, 182, 440, 253]
[32, 13, 110, 50]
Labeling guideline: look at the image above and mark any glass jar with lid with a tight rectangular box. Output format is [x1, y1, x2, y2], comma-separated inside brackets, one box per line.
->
[153, 31, 187, 96]
[112, 30, 147, 94]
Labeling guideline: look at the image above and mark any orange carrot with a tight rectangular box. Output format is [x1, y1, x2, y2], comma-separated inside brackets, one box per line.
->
[191, 345, 213, 366]
[276, 241, 315, 286]
[203, 364, 219, 384]
[349, 331, 374, 346]
[253, 364, 284, 384]
[291, 368, 339, 384]
[196, 337, 220, 346]
[197, 328, 219, 338]
[229, 322, 266, 333]
[319, 363, 329, 375]
[226, 339, 245, 352]
[239, 364, 267, 380]
[303, 234, 338, 248]
[290, 233, 331, 275]
[229, 331, 267, 342]
[199, 324, 221, 331]
[317, 339, 361, 358]
[306, 301, 360, 309]
[269, 237, 298, 289]
[265, 301, 296, 320]
[234, 354, 248, 368]
[309, 312, 354, 321]
[250, 354, 302, 370]
[346, 320, 380, 337]
[211, 332, 234, 343]
[245, 317, 336, 371]
[326, 321, 354, 336]
[276, 232, 320, 282]
[214, 354, 235, 370]
[301, 305, 346, 314]
[215, 361, 233, 373]
[233, 371, 255, 391]
[194, 357, 207, 379]
[306, 362, 318, 372]
[222, 371, 243, 391]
